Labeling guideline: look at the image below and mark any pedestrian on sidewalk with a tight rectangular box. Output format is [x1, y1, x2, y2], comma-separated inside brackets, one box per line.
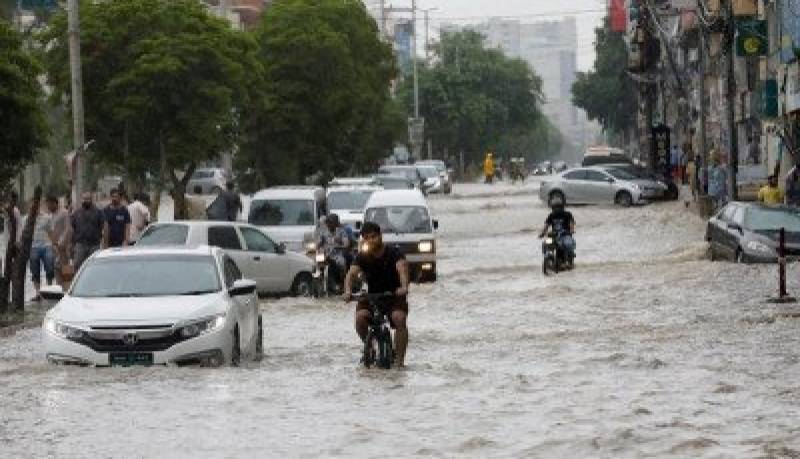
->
[785, 166, 800, 207]
[670, 145, 683, 182]
[220, 182, 242, 222]
[483, 152, 495, 184]
[103, 188, 131, 248]
[27, 195, 58, 301]
[70, 192, 104, 271]
[680, 144, 690, 184]
[127, 192, 151, 244]
[688, 155, 698, 199]
[708, 156, 728, 210]
[758, 175, 783, 205]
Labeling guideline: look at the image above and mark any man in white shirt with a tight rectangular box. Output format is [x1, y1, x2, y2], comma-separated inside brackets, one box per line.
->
[127, 192, 151, 244]
[28, 195, 58, 301]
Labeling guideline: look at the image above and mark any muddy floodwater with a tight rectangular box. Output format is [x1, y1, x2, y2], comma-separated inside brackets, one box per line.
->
[2, 180, 800, 458]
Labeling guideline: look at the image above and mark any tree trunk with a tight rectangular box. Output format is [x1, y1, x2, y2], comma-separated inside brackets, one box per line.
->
[171, 162, 196, 221]
[11, 186, 42, 311]
[0, 202, 18, 313]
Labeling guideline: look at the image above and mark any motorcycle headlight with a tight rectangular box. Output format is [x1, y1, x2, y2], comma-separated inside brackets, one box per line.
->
[418, 241, 434, 253]
[746, 240, 773, 254]
[315, 252, 326, 263]
[178, 314, 226, 339]
[305, 241, 317, 252]
[545, 237, 554, 245]
[44, 318, 85, 340]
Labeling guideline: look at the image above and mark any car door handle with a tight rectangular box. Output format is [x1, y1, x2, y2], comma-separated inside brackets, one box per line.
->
[253, 256, 261, 261]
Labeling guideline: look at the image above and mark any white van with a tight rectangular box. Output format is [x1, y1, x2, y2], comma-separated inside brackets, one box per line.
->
[248, 186, 326, 254]
[327, 183, 383, 233]
[363, 189, 438, 283]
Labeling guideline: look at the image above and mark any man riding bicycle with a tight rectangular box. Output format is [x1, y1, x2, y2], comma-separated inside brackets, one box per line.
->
[539, 197, 576, 260]
[343, 221, 410, 367]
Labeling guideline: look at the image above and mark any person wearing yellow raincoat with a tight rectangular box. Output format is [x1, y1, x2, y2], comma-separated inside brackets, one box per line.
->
[483, 152, 495, 184]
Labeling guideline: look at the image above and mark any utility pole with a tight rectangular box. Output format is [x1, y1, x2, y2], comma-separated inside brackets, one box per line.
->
[699, 27, 707, 195]
[412, 0, 418, 119]
[726, 0, 738, 201]
[67, 0, 86, 200]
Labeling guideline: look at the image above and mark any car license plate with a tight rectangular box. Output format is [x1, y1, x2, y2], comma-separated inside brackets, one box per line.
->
[109, 352, 154, 366]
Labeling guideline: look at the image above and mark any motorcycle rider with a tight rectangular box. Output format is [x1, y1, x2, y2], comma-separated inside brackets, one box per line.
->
[318, 214, 351, 292]
[538, 196, 576, 261]
[343, 221, 410, 367]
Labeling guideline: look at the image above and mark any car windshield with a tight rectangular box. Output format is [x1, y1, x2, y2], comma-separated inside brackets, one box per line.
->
[136, 224, 188, 246]
[605, 168, 639, 180]
[745, 208, 800, 232]
[365, 206, 432, 234]
[417, 167, 439, 178]
[328, 190, 375, 211]
[71, 255, 221, 297]
[249, 199, 316, 226]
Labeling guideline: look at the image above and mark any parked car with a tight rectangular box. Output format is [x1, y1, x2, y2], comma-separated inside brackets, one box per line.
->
[41, 246, 261, 366]
[377, 165, 425, 190]
[187, 168, 229, 195]
[706, 202, 800, 263]
[538, 167, 650, 207]
[326, 184, 382, 232]
[363, 189, 438, 282]
[415, 160, 453, 194]
[597, 165, 669, 199]
[137, 221, 314, 296]
[247, 186, 326, 254]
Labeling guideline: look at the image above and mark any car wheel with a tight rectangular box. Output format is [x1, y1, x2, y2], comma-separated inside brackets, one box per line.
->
[548, 191, 565, 207]
[291, 273, 313, 297]
[615, 191, 633, 207]
[231, 327, 241, 366]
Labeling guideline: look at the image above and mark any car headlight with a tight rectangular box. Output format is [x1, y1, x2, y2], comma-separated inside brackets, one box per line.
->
[305, 241, 317, 252]
[545, 237, 554, 244]
[44, 317, 85, 339]
[315, 252, 326, 263]
[746, 240, 773, 254]
[418, 241, 434, 253]
[178, 314, 226, 339]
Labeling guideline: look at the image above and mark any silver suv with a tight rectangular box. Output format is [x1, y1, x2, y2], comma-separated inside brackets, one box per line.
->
[538, 166, 654, 207]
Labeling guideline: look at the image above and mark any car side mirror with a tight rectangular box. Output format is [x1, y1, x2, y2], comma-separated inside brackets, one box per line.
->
[229, 279, 257, 296]
[276, 243, 286, 254]
[40, 285, 65, 301]
[433, 219, 439, 230]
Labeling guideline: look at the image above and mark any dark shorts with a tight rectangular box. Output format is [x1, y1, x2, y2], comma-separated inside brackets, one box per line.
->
[357, 296, 409, 327]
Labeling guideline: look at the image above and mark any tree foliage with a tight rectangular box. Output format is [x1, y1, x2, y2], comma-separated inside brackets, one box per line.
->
[397, 30, 546, 165]
[571, 20, 636, 136]
[237, 0, 400, 188]
[0, 20, 47, 192]
[40, 0, 257, 216]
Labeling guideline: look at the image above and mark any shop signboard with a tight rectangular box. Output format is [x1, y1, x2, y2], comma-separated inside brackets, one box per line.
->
[651, 123, 671, 179]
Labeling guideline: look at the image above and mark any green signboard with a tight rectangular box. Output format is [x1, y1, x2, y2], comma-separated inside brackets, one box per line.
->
[761, 79, 778, 117]
[736, 19, 768, 57]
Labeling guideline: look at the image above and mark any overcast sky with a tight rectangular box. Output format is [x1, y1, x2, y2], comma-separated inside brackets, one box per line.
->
[367, 0, 608, 71]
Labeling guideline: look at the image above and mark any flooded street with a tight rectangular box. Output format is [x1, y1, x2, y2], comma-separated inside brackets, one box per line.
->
[2, 179, 800, 458]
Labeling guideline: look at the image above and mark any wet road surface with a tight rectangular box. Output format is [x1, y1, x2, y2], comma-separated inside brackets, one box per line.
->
[2, 179, 800, 458]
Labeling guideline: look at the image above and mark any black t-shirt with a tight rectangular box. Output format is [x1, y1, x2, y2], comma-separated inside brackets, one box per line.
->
[356, 245, 405, 294]
[545, 209, 574, 234]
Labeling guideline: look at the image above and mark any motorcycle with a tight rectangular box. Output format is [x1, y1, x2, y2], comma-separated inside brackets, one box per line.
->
[542, 231, 574, 275]
[313, 247, 349, 297]
[354, 291, 395, 369]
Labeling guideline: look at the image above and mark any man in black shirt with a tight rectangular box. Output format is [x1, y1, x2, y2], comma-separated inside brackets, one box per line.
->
[343, 222, 410, 366]
[539, 197, 576, 259]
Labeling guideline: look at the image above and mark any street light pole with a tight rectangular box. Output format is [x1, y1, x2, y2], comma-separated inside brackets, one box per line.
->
[67, 0, 85, 200]
[412, 0, 419, 119]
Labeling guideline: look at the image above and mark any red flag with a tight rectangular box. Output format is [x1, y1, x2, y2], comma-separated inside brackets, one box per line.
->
[610, 0, 626, 32]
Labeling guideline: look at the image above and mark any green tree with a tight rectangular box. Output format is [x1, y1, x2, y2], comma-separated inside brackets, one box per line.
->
[40, 0, 257, 217]
[239, 0, 400, 187]
[571, 20, 636, 137]
[397, 30, 545, 165]
[0, 20, 47, 193]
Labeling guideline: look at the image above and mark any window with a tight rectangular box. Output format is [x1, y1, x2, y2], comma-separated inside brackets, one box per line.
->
[241, 227, 276, 253]
[721, 205, 737, 222]
[248, 199, 316, 226]
[136, 224, 188, 246]
[732, 207, 745, 226]
[364, 206, 432, 234]
[563, 170, 585, 180]
[223, 256, 242, 288]
[328, 190, 375, 211]
[585, 170, 610, 182]
[208, 226, 242, 250]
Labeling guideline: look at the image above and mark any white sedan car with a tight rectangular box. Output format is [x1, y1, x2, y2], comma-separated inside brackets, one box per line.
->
[41, 246, 261, 367]
[137, 221, 315, 297]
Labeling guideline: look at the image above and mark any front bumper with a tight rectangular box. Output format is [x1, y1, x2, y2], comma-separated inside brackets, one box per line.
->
[43, 326, 233, 366]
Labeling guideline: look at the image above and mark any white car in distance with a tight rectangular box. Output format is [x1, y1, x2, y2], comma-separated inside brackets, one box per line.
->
[41, 246, 261, 367]
[137, 221, 315, 297]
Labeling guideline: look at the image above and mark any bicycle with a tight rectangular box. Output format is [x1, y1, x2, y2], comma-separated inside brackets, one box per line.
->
[352, 292, 395, 369]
